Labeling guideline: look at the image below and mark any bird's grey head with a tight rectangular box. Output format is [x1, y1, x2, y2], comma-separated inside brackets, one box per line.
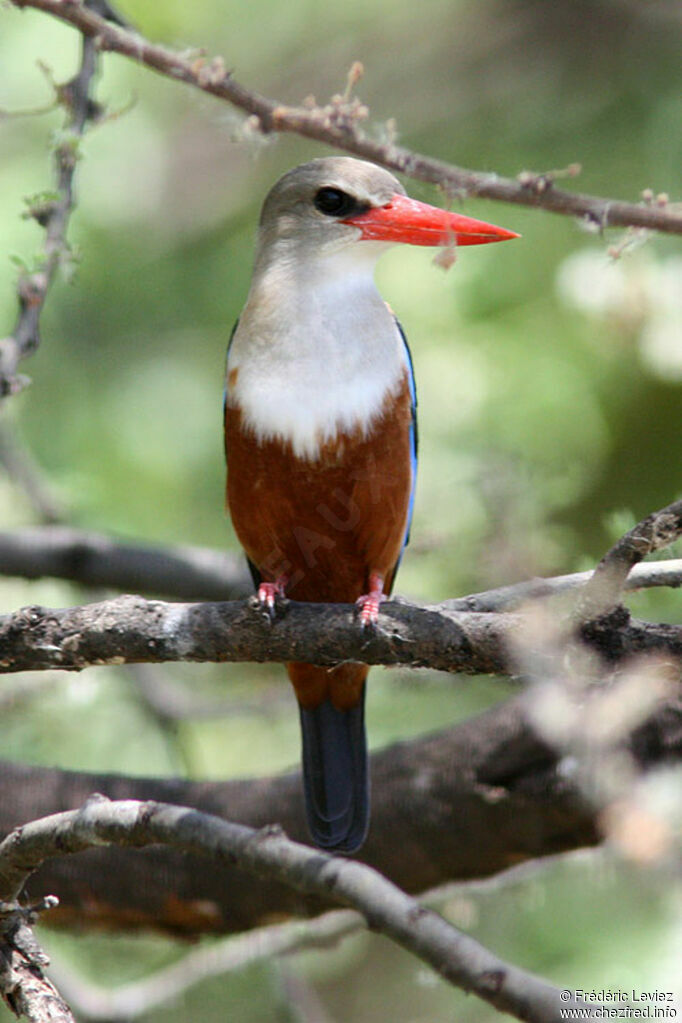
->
[255, 157, 406, 267]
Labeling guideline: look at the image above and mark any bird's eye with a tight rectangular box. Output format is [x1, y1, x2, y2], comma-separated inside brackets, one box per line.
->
[313, 187, 358, 217]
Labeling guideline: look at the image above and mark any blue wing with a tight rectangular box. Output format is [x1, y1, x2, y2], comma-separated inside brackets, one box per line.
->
[395, 318, 418, 559]
[222, 318, 239, 423]
[225, 318, 263, 588]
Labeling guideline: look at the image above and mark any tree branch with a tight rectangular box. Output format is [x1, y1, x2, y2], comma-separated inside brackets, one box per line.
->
[0, 795, 608, 1023]
[0, 898, 75, 1023]
[10, 0, 682, 235]
[0, 527, 250, 601]
[1, 525, 681, 607]
[0, 12, 104, 398]
[1, 684, 679, 937]
[0, 696, 598, 932]
[0, 593, 510, 674]
[576, 499, 682, 621]
[438, 559, 682, 613]
[0, 590, 681, 676]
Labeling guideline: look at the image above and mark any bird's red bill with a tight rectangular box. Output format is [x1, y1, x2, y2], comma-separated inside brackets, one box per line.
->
[342, 193, 520, 247]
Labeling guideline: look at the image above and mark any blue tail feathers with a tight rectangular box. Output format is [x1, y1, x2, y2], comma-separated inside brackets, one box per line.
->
[299, 694, 369, 854]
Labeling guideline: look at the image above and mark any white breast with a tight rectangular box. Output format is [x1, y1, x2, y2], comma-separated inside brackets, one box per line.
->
[226, 255, 408, 460]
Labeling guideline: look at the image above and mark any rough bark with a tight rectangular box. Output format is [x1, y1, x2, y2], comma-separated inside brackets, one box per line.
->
[1, 593, 682, 677]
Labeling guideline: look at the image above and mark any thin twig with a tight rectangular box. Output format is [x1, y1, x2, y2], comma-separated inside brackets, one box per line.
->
[0, 22, 102, 398]
[9, 0, 682, 236]
[0, 795, 608, 1022]
[439, 558, 682, 613]
[48, 909, 360, 1022]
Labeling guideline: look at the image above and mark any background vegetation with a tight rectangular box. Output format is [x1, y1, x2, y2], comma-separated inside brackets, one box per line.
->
[1, 0, 681, 1019]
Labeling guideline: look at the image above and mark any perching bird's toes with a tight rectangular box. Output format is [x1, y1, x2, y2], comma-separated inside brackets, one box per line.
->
[356, 572, 387, 628]
[253, 578, 288, 620]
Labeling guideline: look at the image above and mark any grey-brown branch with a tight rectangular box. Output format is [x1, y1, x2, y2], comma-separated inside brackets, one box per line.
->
[1, 687, 679, 935]
[0, 16, 102, 398]
[1, 592, 682, 676]
[9, 0, 682, 236]
[577, 499, 682, 621]
[0, 795, 610, 1023]
[0, 527, 250, 601]
[2, 525, 682, 607]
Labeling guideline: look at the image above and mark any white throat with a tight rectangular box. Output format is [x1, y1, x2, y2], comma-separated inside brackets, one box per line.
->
[227, 248, 407, 460]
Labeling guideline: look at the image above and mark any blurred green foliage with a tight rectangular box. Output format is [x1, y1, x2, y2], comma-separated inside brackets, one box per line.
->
[1, 0, 681, 1019]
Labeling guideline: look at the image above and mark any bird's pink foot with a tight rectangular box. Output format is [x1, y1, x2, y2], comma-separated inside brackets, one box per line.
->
[356, 572, 387, 628]
[255, 575, 288, 617]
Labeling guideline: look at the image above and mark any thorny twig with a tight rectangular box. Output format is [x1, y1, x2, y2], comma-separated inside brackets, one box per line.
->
[0, 9, 107, 398]
[8, 0, 682, 236]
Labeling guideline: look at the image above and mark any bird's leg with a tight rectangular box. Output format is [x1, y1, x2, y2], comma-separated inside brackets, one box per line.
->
[256, 575, 288, 616]
[356, 572, 387, 627]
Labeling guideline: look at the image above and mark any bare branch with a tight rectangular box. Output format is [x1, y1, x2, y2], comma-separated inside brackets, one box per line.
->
[44, 856, 597, 1021]
[0, 20, 103, 398]
[43, 852, 617, 1022]
[577, 499, 682, 621]
[0, 590, 681, 677]
[9, 0, 682, 236]
[0, 592, 507, 674]
[0, 687, 677, 938]
[1, 956, 74, 1023]
[0, 695, 611, 928]
[1, 526, 681, 608]
[0, 898, 74, 1022]
[0, 795, 607, 1022]
[0, 527, 250, 601]
[439, 558, 682, 613]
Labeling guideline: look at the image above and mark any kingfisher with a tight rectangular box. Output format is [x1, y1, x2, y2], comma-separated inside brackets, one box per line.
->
[224, 157, 518, 853]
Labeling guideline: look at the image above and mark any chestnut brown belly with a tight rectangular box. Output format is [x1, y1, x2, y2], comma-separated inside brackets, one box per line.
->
[224, 382, 413, 604]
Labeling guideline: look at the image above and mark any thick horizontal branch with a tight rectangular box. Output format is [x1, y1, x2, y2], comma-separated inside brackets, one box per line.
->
[0, 527, 250, 601]
[0, 593, 510, 674]
[11, 0, 682, 235]
[1, 592, 681, 676]
[0, 795, 609, 1022]
[0, 700, 594, 929]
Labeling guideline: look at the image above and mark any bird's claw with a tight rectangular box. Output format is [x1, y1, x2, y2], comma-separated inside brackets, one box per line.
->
[253, 579, 288, 621]
[356, 573, 387, 628]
